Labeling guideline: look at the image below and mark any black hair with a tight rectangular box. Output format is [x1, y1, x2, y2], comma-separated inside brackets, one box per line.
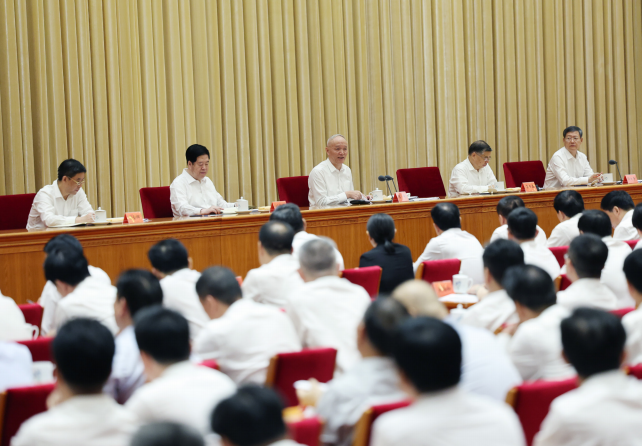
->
[431, 203, 461, 231]
[578, 210, 612, 238]
[600, 190, 635, 212]
[52, 318, 114, 393]
[211, 385, 286, 446]
[269, 203, 304, 233]
[186, 144, 210, 164]
[633, 203, 642, 231]
[195, 266, 242, 305]
[507, 207, 538, 240]
[57, 159, 86, 182]
[116, 269, 163, 317]
[496, 195, 526, 218]
[259, 221, 294, 256]
[364, 297, 410, 356]
[561, 307, 625, 378]
[483, 239, 525, 284]
[503, 264, 556, 312]
[130, 422, 204, 446]
[43, 234, 84, 255]
[467, 140, 492, 156]
[568, 234, 608, 279]
[553, 190, 585, 217]
[623, 250, 642, 295]
[134, 307, 190, 364]
[563, 126, 583, 138]
[44, 246, 90, 286]
[367, 214, 396, 254]
[148, 239, 190, 274]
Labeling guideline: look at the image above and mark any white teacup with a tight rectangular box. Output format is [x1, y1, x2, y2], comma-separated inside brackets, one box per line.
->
[602, 173, 613, 183]
[235, 197, 249, 211]
[453, 274, 473, 294]
[370, 189, 384, 200]
[495, 182, 505, 191]
[95, 207, 107, 222]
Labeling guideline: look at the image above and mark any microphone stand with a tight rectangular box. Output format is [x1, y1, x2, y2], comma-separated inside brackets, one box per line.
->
[378, 175, 393, 197]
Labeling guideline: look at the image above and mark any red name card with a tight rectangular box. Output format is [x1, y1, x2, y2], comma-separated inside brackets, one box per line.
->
[623, 174, 638, 184]
[123, 212, 144, 224]
[432, 280, 454, 298]
[270, 201, 286, 212]
[392, 192, 409, 203]
[520, 182, 537, 192]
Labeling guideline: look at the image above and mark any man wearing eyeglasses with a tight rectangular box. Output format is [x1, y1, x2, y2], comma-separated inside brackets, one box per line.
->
[448, 140, 498, 197]
[26, 159, 95, 229]
[543, 126, 601, 190]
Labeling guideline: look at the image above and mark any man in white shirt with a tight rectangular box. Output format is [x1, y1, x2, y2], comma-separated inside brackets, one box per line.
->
[535, 308, 642, 446]
[490, 195, 547, 245]
[547, 190, 584, 247]
[543, 126, 601, 189]
[194, 266, 300, 384]
[286, 239, 371, 374]
[0, 291, 34, 341]
[242, 221, 304, 307]
[622, 251, 642, 365]
[448, 140, 498, 197]
[126, 307, 236, 436]
[371, 317, 525, 446]
[104, 269, 163, 404]
[170, 144, 235, 217]
[601, 190, 639, 241]
[0, 342, 33, 391]
[308, 134, 367, 207]
[130, 422, 205, 446]
[11, 318, 138, 446]
[413, 202, 485, 284]
[148, 239, 209, 339]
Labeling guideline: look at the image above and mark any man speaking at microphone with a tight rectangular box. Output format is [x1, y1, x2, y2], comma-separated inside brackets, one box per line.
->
[544, 126, 601, 189]
[448, 140, 498, 197]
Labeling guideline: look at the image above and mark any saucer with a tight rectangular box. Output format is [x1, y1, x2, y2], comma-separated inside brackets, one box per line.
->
[236, 210, 253, 214]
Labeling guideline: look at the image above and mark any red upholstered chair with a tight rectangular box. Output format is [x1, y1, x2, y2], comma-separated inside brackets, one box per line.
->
[625, 240, 639, 250]
[199, 359, 220, 370]
[503, 161, 546, 188]
[352, 400, 412, 446]
[0, 383, 56, 446]
[415, 259, 461, 283]
[611, 307, 636, 319]
[276, 176, 310, 208]
[558, 274, 572, 292]
[0, 193, 36, 230]
[286, 417, 323, 446]
[16, 337, 54, 363]
[396, 167, 446, 198]
[265, 348, 337, 407]
[626, 364, 642, 380]
[339, 266, 382, 299]
[139, 186, 172, 219]
[548, 246, 568, 268]
[17, 304, 44, 332]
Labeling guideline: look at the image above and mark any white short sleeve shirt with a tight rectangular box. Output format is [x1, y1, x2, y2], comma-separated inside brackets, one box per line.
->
[242, 254, 304, 308]
[547, 213, 582, 247]
[448, 158, 497, 197]
[544, 147, 594, 189]
[27, 181, 94, 230]
[170, 169, 234, 217]
[160, 268, 210, 340]
[308, 159, 355, 207]
[614, 210, 640, 241]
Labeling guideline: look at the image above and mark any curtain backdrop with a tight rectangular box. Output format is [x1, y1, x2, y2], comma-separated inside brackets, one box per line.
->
[0, 0, 641, 215]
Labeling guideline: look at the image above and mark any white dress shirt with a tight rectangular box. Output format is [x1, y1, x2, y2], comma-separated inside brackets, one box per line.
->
[160, 268, 209, 340]
[126, 361, 236, 435]
[242, 254, 304, 308]
[308, 159, 354, 207]
[0, 342, 33, 391]
[371, 388, 525, 446]
[413, 228, 485, 285]
[26, 181, 94, 230]
[11, 394, 138, 446]
[103, 326, 145, 404]
[508, 304, 575, 381]
[521, 241, 561, 280]
[286, 276, 371, 374]
[622, 308, 642, 365]
[543, 147, 594, 189]
[557, 278, 618, 311]
[635, 240, 642, 250]
[0, 293, 34, 341]
[193, 299, 301, 384]
[534, 370, 642, 446]
[458, 290, 518, 334]
[170, 168, 234, 217]
[292, 231, 345, 270]
[448, 158, 498, 197]
[614, 209, 640, 241]
[600, 236, 634, 308]
[490, 224, 547, 246]
[546, 213, 582, 247]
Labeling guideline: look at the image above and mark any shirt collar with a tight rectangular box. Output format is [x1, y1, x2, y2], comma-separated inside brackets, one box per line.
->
[464, 158, 478, 172]
[52, 180, 64, 200]
[562, 147, 578, 160]
[181, 168, 205, 185]
[324, 158, 346, 174]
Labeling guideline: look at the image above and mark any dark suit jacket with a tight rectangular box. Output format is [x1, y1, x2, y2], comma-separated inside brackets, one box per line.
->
[359, 243, 415, 294]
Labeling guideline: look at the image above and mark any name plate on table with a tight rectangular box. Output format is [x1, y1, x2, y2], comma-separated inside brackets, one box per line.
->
[432, 280, 454, 297]
[270, 201, 286, 212]
[520, 182, 537, 192]
[623, 174, 638, 184]
[123, 212, 144, 224]
[392, 192, 409, 203]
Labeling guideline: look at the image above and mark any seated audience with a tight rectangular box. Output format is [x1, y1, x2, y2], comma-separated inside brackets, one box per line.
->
[557, 234, 617, 311]
[601, 190, 639, 241]
[547, 190, 584, 247]
[194, 266, 300, 384]
[490, 195, 547, 246]
[316, 298, 410, 446]
[633, 203, 642, 249]
[0, 289, 33, 341]
[359, 214, 414, 294]
[242, 221, 303, 307]
[622, 250, 642, 364]
[105, 269, 163, 404]
[392, 280, 522, 401]
[11, 319, 137, 446]
[0, 341, 33, 391]
[130, 422, 204, 446]
[459, 239, 524, 332]
[535, 308, 642, 446]
[287, 239, 370, 374]
[413, 202, 484, 284]
[371, 317, 525, 446]
[507, 208, 561, 280]
[148, 239, 209, 339]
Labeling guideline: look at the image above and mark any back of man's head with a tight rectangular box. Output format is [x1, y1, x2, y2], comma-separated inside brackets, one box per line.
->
[44, 234, 83, 256]
[496, 195, 525, 218]
[131, 422, 204, 446]
[483, 239, 524, 284]
[269, 203, 304, 233]
[148, 239, 189, 274]
[633, 203, 642, 231]
[503, 265, 556, 313]
[553, 190, 584, 217]
[364, 298, 410, 356]
[196, 266, 242, 305]
[568, 234, 608, 279]
[507, 207, 538, 240]
[116, 269, 163, 317]
[601, 190, 635, 212]
[431, 203, 460, 232]
[561, 307, 625, 378]
[57, 159, 86, 182]
[299, 239, 337, 279]
[44, 246, 90, 286]
[259, 221, 294, 256]
[134, 306, 190, 365]
[53, 318, 114, 393]
[578, 210, 612, 238]
[211, 385, 286, 446]
[391, 280, 448, 319]
[623, 250, 642, 295]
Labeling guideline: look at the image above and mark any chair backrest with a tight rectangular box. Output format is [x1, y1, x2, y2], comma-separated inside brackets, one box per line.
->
[16, 337, 54, 363]
[416, 259, 461, 283]
[17, 304, 44, 331]
[627, 364, 642, 380]
[548, 246, 568, 268]
[396, 167, 446, 198]
[352, 400, 412, 446]
[276, 176, 310, 208]
[503, 161, 546, 188]
[339, 266, 382, 298]
[139, 186, 172, 219]
[559, 274, 572, 291]
[611, 307, 636, 319]
[0, 383, 56, 446]
[506, 378, 578, 446]
[286, 417, 323, 446]
[199, 359, 220, 370]
[265, 348, 337, 407]
[625, 240, 639, 250]
[0, 193, 36, 230]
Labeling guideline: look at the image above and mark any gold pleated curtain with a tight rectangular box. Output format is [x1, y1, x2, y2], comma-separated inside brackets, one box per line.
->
[0, 0, 641, 216]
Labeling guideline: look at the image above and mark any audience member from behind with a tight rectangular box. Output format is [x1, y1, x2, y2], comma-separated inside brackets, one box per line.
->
[601, 190, 639, 241]
[413, 202, 484, 284]
[392, 280, 521, 402]
[194, 266, 300, 384]
[535, 308, 642, 446]
[491, 195, 547, 245]
[130, 422, 204, 446]
[105, 269, 163, 404]
[502, 265, 575, 381]
[0, 341, 33, 391]
[148, 239, 209, 340]
[633, 203, 642, 249]
[622, 250, 642, 365]
[0, 288, 34, 341]
[126, 307, 235, 435]
[558, 234, 617, 311]
[317, 298, 410, 446]
[287, 239, 370, 374]
[242, 221, 304, 307]
[11, 319, 137, 446]
[460, 239, 524, 332]
[359, 214, 414, 294]
[547, 190, 584, 247]
[371, 317, 525, 446]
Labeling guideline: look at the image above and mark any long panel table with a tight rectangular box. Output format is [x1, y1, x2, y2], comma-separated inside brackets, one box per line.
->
[2, 184, 641, 304]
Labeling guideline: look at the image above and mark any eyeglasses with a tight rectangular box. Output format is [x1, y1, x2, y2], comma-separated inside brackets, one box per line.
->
[67, 177, 85, 186]
[475, 153, 492, 162]
[565, 137, 581, 142]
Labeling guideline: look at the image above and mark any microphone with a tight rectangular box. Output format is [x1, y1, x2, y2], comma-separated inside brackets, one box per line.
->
[609, 160, 623, 183]
[378, 175, 393, 196]
[385, 175, 399, 193]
